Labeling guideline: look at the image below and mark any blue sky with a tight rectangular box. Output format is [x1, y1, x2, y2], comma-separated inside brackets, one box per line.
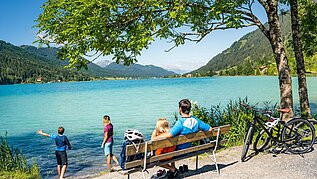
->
[0, 0, 268, 73]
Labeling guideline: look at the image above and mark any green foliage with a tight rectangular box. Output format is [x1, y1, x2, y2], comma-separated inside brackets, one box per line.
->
[0, 133, 40, 179]
[191, 98, 280, 147]
[299, 0, 317, 56]
[192, 98, 253, 146]
[36, 0, 271, 70]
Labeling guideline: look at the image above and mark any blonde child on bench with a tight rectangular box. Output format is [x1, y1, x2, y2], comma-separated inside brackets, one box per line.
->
[151, 118, 178, 178]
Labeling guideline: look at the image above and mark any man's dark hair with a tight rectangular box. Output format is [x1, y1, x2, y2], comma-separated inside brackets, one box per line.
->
[179, 99, 191, 115]
[58, 127, 65, 135]
[103, 115, 110, 121]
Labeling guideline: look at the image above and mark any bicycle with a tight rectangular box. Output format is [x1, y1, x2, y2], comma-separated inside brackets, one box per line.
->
[240, 102, 315, 162]
[254, 115, 317, 152]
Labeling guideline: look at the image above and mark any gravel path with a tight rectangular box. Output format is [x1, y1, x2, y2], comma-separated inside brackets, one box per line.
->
[88, 145, 317, 179]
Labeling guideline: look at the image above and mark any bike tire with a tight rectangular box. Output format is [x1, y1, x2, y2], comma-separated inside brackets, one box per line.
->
[281, 118, 315, 154]
[308, 119, 317, 144]
[241, 126, 254, 162]
[253, 128, 272, 152]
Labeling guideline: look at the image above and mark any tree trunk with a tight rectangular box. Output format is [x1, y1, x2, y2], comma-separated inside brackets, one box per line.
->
[265, 0, 294, 119]
[290, 0, 311, 117]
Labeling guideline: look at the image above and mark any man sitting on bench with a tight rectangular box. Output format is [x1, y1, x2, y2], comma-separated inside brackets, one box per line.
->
[153, 99, 213, 177]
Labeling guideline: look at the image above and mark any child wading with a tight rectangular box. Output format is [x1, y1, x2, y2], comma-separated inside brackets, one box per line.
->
[101, 115, 119, 171]
[37, 127, 71, 179]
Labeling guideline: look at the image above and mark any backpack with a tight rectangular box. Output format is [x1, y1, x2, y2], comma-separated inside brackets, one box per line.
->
[119, 139, 144, 170]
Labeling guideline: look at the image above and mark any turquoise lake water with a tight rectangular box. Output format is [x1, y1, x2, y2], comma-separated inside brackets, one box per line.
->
[0, 76, 317, 178]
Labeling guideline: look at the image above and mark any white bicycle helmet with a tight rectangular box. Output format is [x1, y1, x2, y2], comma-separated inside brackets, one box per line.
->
[124, 129, 144, 141]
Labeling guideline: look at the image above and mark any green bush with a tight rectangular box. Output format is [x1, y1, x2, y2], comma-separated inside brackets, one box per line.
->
[191, 98, 278, 147]
[0, 133, 41, 179]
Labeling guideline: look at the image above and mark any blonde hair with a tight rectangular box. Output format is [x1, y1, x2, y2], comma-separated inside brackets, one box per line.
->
[155, 118, 170, 134]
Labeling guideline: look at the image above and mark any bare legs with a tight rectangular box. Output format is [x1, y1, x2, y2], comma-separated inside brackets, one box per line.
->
[106, 154, 119, 171]
[60, 165, 67, 179]
[160, 162, 176, 172]
[112, 155, 119, 165]
[57, 165, 61, 176]
[57, 165, 67, 179]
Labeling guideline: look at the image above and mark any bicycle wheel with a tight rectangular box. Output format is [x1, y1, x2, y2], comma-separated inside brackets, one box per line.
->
[241, 126, 254, 162]
[281, 118, 315, 154]
[308, 119, 317, 144]
[253, 128, 272, 152]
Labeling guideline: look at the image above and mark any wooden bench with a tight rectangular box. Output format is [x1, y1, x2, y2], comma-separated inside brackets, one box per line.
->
[118, 125, 231, 179]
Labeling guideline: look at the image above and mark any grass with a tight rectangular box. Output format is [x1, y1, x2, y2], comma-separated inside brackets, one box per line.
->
[0, 132, 41, 179]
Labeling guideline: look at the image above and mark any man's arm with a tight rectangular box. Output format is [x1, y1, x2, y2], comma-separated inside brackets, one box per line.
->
[197, 118, 212, 132]
[101, 131, 108, 148]
[37, 130, 50, 137]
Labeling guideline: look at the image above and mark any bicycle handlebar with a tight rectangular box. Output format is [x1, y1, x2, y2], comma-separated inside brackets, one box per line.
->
[239, 102, 272, 115]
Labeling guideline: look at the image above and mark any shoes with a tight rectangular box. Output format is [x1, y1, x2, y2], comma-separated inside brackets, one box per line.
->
[183, 164, 188, 172]
[152, 169, 167, 179]
[179, 166, 184, 173]
[168, 169, 179, 179]
[179, 164, 189, 173]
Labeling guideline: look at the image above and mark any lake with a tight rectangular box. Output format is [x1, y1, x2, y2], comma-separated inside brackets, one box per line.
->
[0, 76, 316, 178]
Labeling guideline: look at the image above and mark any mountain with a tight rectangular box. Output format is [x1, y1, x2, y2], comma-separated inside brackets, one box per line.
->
[192, 14, 293, 76]
[0, 40, 94, 84]
[95, 60, 112, 68]
[102, 62, 177, 77]
[21, 46, 177, 78]
[0, 41, 178, 84]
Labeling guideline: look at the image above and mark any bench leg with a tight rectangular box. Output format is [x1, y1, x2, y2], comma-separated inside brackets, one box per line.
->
[127, 174, 130, 179]
[206, 152, 219, 175]
[142, 171, 146, 179]
[196, 155, 199, 170]
[212, 151, 219, 174]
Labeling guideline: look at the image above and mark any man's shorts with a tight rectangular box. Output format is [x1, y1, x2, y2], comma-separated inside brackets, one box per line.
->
[55, 151, 68, 165]
[104, 142, 113, 156]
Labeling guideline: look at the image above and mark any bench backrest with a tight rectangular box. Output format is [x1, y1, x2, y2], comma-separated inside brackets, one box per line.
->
[124, 125, 230, 169]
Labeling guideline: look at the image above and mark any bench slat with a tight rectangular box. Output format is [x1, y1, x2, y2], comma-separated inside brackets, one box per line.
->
[126, 125, 230, 156]
[125, 139, 227, 169]
[121, 146, 222, 175]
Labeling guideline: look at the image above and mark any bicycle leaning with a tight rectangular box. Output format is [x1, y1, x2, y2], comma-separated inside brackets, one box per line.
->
[240, 102, 315, 162]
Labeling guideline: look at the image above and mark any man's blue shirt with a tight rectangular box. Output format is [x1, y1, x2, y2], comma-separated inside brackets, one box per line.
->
[170, 116, 211, 149]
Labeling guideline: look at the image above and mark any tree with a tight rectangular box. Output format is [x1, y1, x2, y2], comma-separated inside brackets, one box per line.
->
[288, 0, 310, 116]
[281, 0, 316, 117]
[36, 0, 294, 116]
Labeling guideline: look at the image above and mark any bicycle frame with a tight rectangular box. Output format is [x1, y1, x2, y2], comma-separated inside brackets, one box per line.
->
[250, 113, 283, 144]
[251, 111, 310, 146]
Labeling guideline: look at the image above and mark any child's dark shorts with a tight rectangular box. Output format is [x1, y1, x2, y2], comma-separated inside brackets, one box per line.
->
[55, 151, 68, 165]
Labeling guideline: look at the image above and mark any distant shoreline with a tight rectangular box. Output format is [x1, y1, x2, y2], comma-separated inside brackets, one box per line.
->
[2, 75, 317, 86]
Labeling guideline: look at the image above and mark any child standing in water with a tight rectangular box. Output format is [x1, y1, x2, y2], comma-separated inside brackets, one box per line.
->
[151, 118, 177, 177]
[101, 115, 119, 171]
[37, 127, 71, 179]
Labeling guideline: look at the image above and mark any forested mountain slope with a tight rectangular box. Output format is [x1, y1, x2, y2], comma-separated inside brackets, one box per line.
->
[0, 41, 177, 84]
[192, 14, 317, 76]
